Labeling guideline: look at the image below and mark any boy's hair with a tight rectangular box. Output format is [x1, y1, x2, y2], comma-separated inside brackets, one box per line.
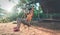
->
[28, 8, 32, 11]
[28, 6, 34, 10]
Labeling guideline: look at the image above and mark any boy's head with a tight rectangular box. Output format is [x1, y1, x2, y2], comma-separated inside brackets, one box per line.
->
[28, 6, 34, 10]
[28, 8, 32, 11]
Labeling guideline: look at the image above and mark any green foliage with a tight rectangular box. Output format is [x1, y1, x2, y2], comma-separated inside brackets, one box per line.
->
[0, 0, 43, 23]
[12, 21, 17, 24]
[0, 18, 10, 23]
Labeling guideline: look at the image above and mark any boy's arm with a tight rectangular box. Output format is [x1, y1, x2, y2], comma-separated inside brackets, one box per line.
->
[26, 7, 34, 22]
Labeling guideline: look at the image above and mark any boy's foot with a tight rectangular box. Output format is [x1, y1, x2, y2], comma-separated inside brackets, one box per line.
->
[13, 27, 20, 32]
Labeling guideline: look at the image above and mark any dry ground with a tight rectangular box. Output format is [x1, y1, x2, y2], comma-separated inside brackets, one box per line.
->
[0, 22, 60, 35]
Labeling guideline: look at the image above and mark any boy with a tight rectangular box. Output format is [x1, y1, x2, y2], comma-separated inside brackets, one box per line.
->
[13, 7, 34, 32]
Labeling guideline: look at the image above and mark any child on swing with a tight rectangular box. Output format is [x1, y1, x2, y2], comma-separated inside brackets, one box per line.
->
[13, 7, 34, 32]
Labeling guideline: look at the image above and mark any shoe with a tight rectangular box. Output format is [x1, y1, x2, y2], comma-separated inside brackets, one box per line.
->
[13, 27, 20, 32]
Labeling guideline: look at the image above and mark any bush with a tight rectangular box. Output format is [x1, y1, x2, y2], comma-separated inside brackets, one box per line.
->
[12, 21, 17, 24]
[0, 18, 10, 23]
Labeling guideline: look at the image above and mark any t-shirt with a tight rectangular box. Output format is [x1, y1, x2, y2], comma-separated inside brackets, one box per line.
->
[26, 10, 33, 22]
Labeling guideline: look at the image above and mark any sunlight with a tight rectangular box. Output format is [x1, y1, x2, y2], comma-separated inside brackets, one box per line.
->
[0, 0, 19, 13]
[4, 6, 13, 13]
[6, 7, 12, 12]
[17, 8, 22, 14]
[36, 3, 40, 10]
[3, 4, 17, 13]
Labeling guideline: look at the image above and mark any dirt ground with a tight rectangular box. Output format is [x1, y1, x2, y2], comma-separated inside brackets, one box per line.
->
[0, 22, 60, 35]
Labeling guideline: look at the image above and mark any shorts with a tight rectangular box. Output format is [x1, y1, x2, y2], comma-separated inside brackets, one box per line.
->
[17, 18, 31, 26]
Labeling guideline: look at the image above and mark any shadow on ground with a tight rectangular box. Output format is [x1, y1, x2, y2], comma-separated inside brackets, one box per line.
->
[30, 20, 60, 30]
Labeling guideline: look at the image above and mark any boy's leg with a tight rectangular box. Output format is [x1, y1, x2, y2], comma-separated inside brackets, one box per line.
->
[17, 18, 21, 29]
[27, 21, 31, 27]
[13, 18, 21, 32]
[22, 20, 31, 27]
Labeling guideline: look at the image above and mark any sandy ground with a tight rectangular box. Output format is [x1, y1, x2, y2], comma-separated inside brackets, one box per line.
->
[0, 22, 60, 35]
